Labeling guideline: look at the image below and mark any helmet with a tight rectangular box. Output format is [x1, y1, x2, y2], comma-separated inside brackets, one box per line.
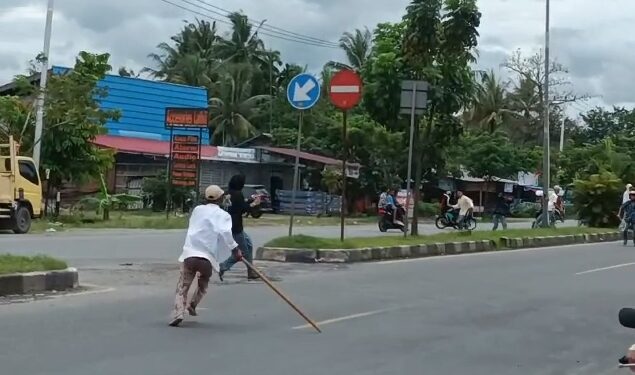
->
[629, 190, 635, 196]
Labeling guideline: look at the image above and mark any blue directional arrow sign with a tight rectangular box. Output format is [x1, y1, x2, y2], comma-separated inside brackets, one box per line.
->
[286, 73, 321, 110]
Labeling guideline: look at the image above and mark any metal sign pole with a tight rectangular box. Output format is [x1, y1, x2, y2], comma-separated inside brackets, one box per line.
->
[196, 128, 203, 204]
[166, 126, 174, 220]
[288, 111, 303, 237]
[340, 110, 348, 242]
[404, 82, 417, 237]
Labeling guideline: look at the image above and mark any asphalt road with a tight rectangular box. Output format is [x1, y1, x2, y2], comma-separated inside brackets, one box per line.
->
[4, 221, 633, 375]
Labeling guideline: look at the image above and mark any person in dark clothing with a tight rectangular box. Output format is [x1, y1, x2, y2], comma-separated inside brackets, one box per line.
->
[492, 193, 510, 231]
[219, 174, 261, 280]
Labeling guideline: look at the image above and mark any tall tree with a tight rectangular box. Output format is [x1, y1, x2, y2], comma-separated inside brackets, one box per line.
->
[217, 12, 267, 66]
[401, 0, 481, 234]
[327, 27, 373, 71]
[208, 64, 271, 145]
[362, 22, 406, 131]
[464, 70, 511, 133]
[144, 19, 219, 84]
[41, 52, 120, 189]
[503, 49, 589, 145]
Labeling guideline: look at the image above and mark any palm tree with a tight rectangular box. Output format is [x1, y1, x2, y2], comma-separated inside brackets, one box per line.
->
[143, 19, 219, 83]
[327, 27, 373, 72]
[216, 12, 267, 67]
[209, 64, 271, 145]
[465, 71, 512, 133]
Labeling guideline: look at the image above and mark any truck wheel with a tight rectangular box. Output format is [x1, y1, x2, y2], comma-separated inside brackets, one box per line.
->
[13, 206, 31, 234]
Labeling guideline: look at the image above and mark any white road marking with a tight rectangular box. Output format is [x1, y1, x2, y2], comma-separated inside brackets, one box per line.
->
[373, 241, 620, 265]
[575, 262, 635, 275]
[330, 85, 360, 93]
[292, 307, 395, 330]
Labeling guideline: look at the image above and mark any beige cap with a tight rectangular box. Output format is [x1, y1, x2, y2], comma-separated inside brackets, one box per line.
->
[205, 185, 224, 200]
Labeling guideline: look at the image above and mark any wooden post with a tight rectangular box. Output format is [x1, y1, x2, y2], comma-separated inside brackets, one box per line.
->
[241, 258, 322, 333]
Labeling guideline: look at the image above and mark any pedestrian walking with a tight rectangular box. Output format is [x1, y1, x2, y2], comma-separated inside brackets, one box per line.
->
[169, 185, 241, 327]
[492, 193, 510, 231]
[624, 184, 633, 205]
[219, 174, 261, 281]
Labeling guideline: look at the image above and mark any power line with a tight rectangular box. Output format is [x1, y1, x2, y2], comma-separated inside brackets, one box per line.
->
[159, 0, 339, 49]
[183, 0, 339, 48]
[189, 0, 340, 47]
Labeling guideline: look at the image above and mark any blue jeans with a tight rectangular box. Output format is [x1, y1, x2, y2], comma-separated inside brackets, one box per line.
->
[492, 214, 507, 230]
[220, 231, 253, 272]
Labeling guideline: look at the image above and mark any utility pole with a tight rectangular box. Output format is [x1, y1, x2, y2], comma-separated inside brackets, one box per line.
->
[559, 117, 565, 152]
[33, 0, 55, 169]
[541, 0, 551, 227]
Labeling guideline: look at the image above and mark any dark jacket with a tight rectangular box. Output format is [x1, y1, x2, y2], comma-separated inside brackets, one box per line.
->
[493, 196, 510, 216]
[622, 200, 635, 223]
[227, 174, 250, 234]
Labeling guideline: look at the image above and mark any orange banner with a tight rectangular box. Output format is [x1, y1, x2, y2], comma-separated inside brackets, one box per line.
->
[166, 108, 208, 128]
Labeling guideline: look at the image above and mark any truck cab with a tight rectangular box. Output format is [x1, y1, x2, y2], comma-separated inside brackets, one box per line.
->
[0, 137, 42, 233]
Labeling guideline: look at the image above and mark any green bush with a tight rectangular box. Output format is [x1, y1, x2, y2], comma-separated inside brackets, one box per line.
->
[417, 202, 439, 217]
[573, 171, 622, 228]
[510, 201, 539, 218]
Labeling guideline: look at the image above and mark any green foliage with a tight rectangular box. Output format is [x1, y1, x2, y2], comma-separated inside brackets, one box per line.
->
[362, 22, 406, 130]
[458, 130, 526, 180]
[0, 95, 34, 151]
[417, 202, 438, 217]
[41, 51, 120, 188]
[142, 171, 194, 212]
[76, 173, 141, 220]
[0, 254, 67, 275]
[573, 171, 622, 228]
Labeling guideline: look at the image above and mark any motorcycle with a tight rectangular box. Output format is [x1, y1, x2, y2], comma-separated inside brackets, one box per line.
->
[435, 209, 477, 230]
[244, 194, 263, 219]
[378, 204, 407, 233]
[618, 308, 635, 369]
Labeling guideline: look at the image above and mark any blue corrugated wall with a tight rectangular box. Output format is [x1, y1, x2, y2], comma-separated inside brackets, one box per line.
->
[52, 66, 210, 143]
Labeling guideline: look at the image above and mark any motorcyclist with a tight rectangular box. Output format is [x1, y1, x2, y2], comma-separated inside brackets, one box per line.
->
[385, 189, 399, 225]
[619, 190, 635, 246]
[451, 191, 474, 229]
[440, 191, 457, 224]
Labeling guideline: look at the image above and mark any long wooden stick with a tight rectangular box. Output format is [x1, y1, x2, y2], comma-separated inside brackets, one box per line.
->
[241, 259, 322, 333]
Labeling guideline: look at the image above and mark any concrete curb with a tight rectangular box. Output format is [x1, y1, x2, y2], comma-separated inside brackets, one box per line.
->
[0, 267, 79, 296]
[255, 232, 620, 264]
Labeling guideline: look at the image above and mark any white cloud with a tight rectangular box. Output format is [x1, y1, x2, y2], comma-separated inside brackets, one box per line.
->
[1, 0, 634, 111]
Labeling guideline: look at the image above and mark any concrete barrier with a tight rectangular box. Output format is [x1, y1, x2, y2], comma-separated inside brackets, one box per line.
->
[255, 232, 620, 264]
[0, 268, 78, 296]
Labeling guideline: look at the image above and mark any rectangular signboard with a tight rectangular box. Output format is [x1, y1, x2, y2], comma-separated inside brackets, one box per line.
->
[169, 134, 201, 188]
[165, 108, 208, 129]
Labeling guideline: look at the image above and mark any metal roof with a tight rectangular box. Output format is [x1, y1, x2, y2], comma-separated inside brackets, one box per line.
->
[93, 134, 218, 159]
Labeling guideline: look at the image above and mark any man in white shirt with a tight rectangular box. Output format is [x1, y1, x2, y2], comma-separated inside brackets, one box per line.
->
[624, 184, 633, 205]
[452, 190, 474, 229]
[169, 185, 241, 327]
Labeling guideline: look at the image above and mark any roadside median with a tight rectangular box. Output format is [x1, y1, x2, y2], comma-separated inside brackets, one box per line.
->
[256, 228, 620, 264]
[0, 254, 78, 295]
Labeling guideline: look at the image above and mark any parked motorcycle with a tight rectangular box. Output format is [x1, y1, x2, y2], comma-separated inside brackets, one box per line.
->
[435, 209, 477, 230]
[378, 204, 407, 233]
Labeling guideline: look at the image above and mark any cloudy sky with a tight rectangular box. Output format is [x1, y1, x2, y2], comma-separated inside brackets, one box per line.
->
[1, 0, 634, 113]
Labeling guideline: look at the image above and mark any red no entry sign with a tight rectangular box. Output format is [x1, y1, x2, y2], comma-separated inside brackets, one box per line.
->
[329, 70, 362, 110]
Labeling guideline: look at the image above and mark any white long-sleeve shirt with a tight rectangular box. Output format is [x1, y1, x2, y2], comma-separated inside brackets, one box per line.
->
[624, 190, 632, 204]
[548, 191, 558, 212]
[179, 203, 238, 272]
[452, 195, 474, 216]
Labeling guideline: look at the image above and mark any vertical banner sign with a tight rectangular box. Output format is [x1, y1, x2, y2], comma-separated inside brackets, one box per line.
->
[171, 135, 200, 187]
[165, 107, 208, 217]
[329, 70, 363, 242]
[286, 74, 321, 236]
